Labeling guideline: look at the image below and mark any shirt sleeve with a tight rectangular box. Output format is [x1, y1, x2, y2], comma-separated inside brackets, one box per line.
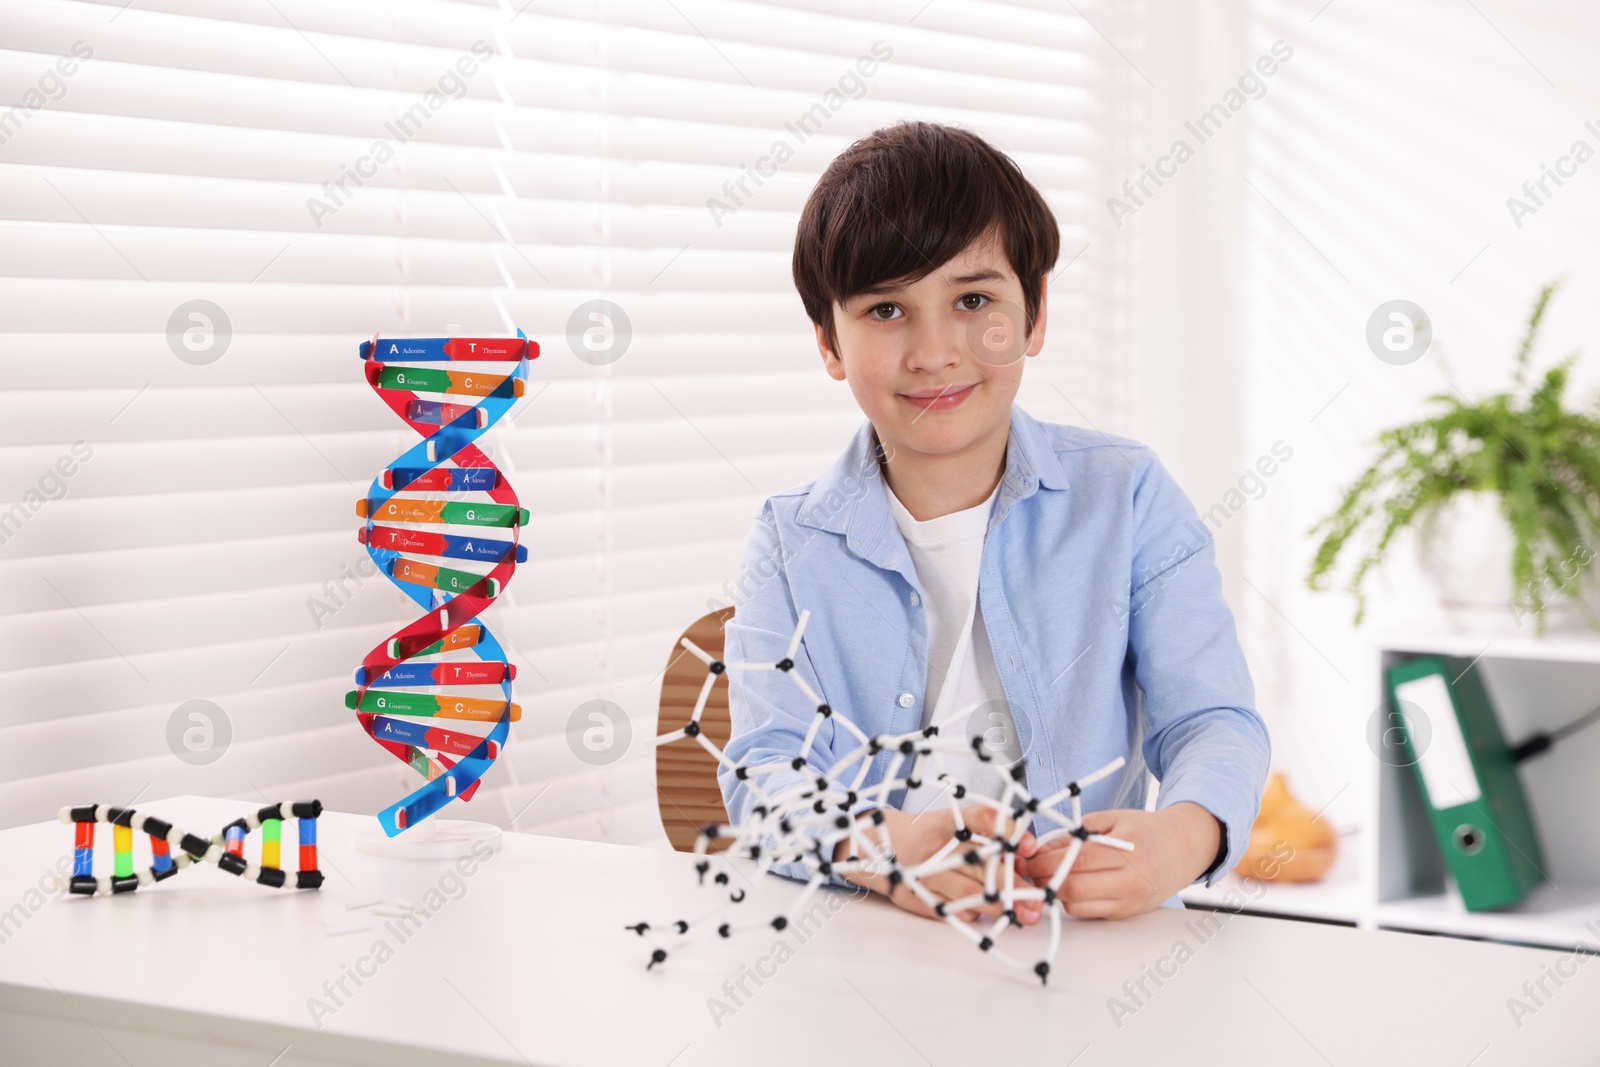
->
[718, 501, 858, 888]
[1124, 454, 1272, 887]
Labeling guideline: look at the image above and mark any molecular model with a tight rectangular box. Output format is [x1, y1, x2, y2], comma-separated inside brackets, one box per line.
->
[60, 801, 325, 895]
[348, 333, 536, 836]
[636, 609, 1134, 985]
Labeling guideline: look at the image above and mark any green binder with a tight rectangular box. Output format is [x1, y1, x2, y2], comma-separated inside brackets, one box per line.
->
[1385, 655, 1545, 912]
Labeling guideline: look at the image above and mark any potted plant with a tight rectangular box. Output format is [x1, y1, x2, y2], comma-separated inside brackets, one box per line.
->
[1306, 280, 1600, 635]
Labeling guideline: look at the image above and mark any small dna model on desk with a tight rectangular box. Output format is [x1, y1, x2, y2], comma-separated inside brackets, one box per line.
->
[350, 333, 536, 836]
[60, 802, 324, 895]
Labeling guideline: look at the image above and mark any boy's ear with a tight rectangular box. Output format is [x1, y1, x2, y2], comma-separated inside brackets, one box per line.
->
[816, 320, 847, 381]
[1025, 274, 1049, 358]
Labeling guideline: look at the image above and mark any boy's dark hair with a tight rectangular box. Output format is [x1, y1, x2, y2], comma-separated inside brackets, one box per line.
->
[792, 121, 1060, 358]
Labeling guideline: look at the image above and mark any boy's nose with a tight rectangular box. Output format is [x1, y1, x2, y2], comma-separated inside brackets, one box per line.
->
[902, 324, 965, 373]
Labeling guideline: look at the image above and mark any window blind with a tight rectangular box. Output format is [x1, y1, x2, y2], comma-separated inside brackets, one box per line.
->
[0, 0, 1135, 842]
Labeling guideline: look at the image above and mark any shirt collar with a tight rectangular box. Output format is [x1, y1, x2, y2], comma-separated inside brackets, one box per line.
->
[795, 403, 1069, 574]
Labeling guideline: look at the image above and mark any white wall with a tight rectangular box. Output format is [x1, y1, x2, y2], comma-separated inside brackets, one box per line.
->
[1132, 0, 1600, 832]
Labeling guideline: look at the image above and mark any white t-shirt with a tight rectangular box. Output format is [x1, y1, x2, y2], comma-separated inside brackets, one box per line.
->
[884, 476, 1025, 814]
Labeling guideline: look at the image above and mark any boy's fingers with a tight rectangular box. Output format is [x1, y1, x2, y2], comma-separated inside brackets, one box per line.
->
[959, 846, 985, 868]
[915, 866, 1046, 925]
[965, 804, 1003, 839]
[1022, 841, 1070, 867]
[925, 871, 1005, 917]
[1014, 854, 1056, 884]
[1063, 896, 1134, 920]
[1025, 835, 1129, 877]
[1078, 812, 1123, 836]
[1060, 867, 1136, 905]
[885, 875, 957, 922]
[883, 863, 1043, 921]
[1070, 841, 1135, 872]
[1036, 830, 1101, 856]
[962, 803, 1028, 844]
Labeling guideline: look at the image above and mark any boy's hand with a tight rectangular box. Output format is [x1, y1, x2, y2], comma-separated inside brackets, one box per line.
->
[1016, 802, 1223, 920]
[834, 804, 1045, 925]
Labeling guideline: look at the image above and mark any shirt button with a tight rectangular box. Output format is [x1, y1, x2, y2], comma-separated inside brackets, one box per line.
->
[909, 591, 920, 607]
[897, 692, 915, 708]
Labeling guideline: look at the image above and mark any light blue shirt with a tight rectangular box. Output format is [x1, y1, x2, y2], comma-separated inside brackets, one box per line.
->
[719, 403, 1271, 902]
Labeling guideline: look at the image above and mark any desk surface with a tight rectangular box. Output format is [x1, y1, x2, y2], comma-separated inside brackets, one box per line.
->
[1, 796, 1596, 1067]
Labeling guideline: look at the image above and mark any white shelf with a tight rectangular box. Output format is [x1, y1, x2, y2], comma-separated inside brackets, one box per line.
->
[1370, 631, 1600, 952]
[1179, 628, 1600, 953]
[1370, 622, 1600, 664]
[1375, 882, 1600, 950]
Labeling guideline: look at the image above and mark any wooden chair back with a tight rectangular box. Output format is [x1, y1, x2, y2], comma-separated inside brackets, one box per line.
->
[655, 606, 736, 851]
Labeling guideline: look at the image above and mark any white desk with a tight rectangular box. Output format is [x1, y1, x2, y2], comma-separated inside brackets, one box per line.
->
[1, 796, 1595, 1066]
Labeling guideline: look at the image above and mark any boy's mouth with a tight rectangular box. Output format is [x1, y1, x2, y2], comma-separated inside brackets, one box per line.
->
[899, 382, 978, 412]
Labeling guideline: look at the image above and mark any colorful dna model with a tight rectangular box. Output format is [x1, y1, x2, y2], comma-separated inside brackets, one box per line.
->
[60, 802, 325, 895]
[349, 333, 536, 836]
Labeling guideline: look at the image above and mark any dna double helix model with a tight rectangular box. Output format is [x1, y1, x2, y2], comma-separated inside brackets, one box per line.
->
[349, 333, 536, 836]
[60, 802, 324, 895]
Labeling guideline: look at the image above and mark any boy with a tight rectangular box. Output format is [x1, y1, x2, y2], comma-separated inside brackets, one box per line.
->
[719, 121, 1269, 923]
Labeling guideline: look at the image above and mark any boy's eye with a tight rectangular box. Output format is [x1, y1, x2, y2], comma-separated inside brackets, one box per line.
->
[863, 296, 988, 319]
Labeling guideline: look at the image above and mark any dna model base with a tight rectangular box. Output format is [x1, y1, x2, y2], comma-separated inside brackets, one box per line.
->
[354, 817, 502, 860]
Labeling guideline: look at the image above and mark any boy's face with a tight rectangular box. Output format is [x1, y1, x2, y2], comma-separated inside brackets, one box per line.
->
[816, 227, 1047, 467]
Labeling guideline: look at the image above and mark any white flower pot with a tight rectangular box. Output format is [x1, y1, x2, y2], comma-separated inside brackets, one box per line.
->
[1414, 490, 1595, 630]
